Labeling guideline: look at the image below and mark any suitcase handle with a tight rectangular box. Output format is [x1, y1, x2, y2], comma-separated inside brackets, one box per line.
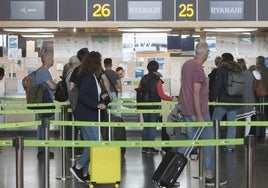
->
[98, 108, 112, 141]
[184, 126, 205, 157]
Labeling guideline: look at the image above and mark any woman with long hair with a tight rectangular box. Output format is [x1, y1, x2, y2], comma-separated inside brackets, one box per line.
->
[70, 51, 107, 183]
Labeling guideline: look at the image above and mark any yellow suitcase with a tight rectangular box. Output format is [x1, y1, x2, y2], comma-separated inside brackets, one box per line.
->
[89, 146, 121, 187]
[89, 109, 121, 188]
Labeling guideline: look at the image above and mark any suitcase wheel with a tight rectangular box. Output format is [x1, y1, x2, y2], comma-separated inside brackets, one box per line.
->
[89, 184, 94, 188]
[114, 183, 120, 188]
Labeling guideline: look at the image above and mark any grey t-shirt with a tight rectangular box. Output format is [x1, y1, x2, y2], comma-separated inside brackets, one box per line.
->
[104, 69, 119, 92]
[35, 68, 54, 99]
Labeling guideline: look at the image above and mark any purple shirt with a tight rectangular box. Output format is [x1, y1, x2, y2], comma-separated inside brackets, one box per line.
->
[180, 59, 209, 116]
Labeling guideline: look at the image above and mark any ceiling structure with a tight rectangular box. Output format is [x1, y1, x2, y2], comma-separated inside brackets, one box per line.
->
[1, 21, 268, 38]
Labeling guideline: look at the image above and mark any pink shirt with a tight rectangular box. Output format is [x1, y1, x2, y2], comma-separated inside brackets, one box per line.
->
[180, 59, 209, 116]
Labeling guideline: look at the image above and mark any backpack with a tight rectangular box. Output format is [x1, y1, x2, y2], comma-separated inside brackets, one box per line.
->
[135, 78, 152, 109]
[54, 76, 68, 102]
[253, 79, 268, 97]
[135, 87, 150, 109]
[22, 70, 45, 109]
[226, 71, 245, 96]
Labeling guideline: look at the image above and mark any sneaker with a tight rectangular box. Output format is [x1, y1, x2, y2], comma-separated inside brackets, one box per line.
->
[205, 177, 228, 186]
[37, 151, 55, 159]
[141, 147, 148, 153]
[224, 147, 234, 152]
[189, 147, 199, 161]
[83, 174, 90, 183]
[69, 166, 85, 183]
[146, 148, 159, 154]
[173, 181, 180, 186]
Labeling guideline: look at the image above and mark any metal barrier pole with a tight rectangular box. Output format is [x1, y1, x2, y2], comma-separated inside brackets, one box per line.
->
[214, 119, 220, 188]
[246, 135, 256, 188]
[43, 118, 50, 188]
[13, 137, 24, 188]
[199, 146, 203, 179]
[71, 113, 75, 162]
[57, 105, 71, 180]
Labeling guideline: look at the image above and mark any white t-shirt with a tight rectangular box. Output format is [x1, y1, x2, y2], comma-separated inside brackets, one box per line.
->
[252, 70, 261, 80]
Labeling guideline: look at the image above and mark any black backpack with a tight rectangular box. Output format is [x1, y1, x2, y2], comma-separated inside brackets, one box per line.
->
[55, 76, 68, 102]
[135, 77, 151, 109]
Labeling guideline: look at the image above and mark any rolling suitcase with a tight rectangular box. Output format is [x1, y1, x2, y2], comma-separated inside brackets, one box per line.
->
[111, 115, 127, 156]
[255, 97, 267, 138]
[89, 109, 121, 188]
[152, 127, 204, 188]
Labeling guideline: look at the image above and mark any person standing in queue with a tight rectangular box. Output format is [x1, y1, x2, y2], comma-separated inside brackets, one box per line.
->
[69, 51, 107, 183]
[211, 53, 243, 151]
[36, 52, 57, 159]
[0, 67, 4, 153]
[139, 60, 177, 155]
[179, 42, 227, 186]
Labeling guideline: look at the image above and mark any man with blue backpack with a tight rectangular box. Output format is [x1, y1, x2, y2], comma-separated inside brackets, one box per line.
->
[35, 52, 57, 159]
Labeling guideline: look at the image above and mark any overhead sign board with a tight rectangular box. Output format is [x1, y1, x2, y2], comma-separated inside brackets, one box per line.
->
[88, 0, 114, 21]
[176, 0, 196, 21]
[128, 1, 162, 20]
[10, 1, 45, 20]
[0, 0, 265, 21]
[209, 1, 244, 20]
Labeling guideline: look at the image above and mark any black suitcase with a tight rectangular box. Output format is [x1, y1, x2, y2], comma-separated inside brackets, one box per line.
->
[152, 151, 187, 187]
[253, 97, 267, 138]
[152, 127, 204, 187]
[111, 116, 127, 156]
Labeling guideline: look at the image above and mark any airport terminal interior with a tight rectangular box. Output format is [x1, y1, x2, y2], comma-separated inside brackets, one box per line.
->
[1, 0, 268, 187]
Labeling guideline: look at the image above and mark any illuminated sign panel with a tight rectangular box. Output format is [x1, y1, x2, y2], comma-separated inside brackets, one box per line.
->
[10, 1, 45, 20]
[88, 0, 114, 21]
[176, 0, 196, 21]
[209, 1, 244, 20]
[0, 0, 263, 21]
[128, 1, 162, 20]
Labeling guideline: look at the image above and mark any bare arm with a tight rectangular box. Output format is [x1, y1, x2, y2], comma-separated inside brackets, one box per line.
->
[69, 82, 75, 91]
[193, 82, 204, 122]
[101, 74, 111, 93]
[116, 79, 122, 93]
[46, 80, 57, 90]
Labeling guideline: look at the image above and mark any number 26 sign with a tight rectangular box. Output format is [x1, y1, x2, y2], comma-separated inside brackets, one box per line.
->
[88, 0, 114, 21]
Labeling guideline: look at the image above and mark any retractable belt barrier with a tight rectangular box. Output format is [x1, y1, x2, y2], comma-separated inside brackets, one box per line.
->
[0, 99, 260, 188]
[0, 99, 267, 148]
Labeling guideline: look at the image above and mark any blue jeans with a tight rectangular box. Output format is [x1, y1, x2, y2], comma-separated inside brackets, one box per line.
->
[37, 115, 54, 153]
[142, 113, 159, 141]
[212, 106, 237, 149]
[77, 125, 99, 174]
[177, 114, 215, 174]
[37, 123, 45, 153]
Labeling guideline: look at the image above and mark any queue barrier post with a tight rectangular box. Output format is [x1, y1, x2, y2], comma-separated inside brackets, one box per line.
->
[57, 105, 72, 181]
[214, 119, 221, 188]
[43, 118, 50, 188]
[199, 146, 204, 179]
[13, 136, 24, 188]
[245, 135, 256, 188]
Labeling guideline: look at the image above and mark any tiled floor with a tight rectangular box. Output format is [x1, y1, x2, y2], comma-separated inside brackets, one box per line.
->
[0, 131, 268, 188]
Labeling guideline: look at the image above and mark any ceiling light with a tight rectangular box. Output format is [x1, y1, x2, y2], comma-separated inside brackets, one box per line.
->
[21, 34, 54, 38]
[203, 28, 258, 32]
[73, 27, 77, 33]
[3, 28, 58, 33]
[118, 28, 172, 32]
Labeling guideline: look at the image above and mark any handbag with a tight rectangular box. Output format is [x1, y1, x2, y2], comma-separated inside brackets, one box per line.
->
[253, 79, 268, 97]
